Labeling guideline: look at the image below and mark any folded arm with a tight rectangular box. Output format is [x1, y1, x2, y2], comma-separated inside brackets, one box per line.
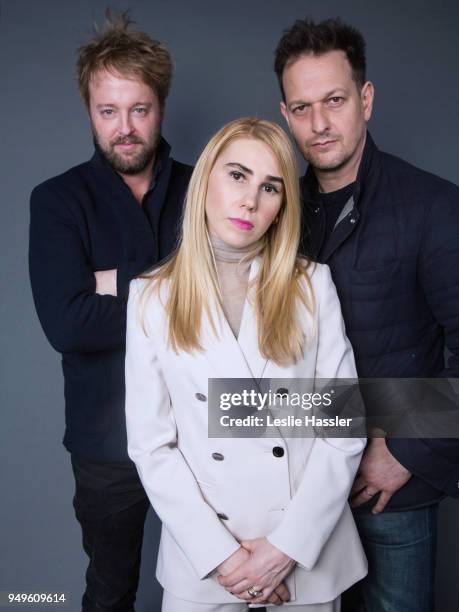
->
[29, 183, 129, 353]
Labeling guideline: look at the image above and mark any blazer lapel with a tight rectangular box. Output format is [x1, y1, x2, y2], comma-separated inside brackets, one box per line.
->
[202, 258, 284, 440]
[200, 257, 268, 383]
[236, 257, 269, 383]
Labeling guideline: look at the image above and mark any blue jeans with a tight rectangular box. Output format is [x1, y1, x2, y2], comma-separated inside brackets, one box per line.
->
[342, 505, 438, 612]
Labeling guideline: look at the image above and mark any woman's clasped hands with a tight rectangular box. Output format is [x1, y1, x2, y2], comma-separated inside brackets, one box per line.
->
[217, 537, 295, 606]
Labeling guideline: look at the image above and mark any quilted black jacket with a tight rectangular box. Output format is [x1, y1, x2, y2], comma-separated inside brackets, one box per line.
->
[301, 132, 459, 510]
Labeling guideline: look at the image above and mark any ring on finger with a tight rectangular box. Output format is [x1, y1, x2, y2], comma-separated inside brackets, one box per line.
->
[247, 586, 263, 598]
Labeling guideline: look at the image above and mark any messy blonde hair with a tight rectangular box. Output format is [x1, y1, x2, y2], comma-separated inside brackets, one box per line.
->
[141, 117, 314, 366]
[77, 10, 172, 107]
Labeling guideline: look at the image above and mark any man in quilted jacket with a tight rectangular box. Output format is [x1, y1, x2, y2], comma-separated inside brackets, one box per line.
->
[274, 17, 459, 612]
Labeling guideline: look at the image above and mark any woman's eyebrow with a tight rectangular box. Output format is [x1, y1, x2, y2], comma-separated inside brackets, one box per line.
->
[266, 175, 284, 185]
[225, 162, 253, 174]
[225, 162, 283, 184]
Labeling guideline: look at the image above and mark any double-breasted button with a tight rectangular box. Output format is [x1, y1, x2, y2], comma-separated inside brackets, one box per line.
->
[195, 392, 207, 402]
[217, 512, 229, 520]
[272, 446, 284, 458]
[212, 452, 224, 461]
[276, 387, 289, 397]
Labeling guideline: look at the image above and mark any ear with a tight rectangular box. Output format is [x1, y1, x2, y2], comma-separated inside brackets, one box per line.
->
[280, 101, 291, 131]
[361, 81, 375, 122]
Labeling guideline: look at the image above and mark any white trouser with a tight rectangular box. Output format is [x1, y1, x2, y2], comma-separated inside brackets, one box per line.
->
[162, 591, 340, 612]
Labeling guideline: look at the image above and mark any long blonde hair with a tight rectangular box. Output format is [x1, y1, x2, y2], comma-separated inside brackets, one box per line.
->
[140, 117, 314, 366]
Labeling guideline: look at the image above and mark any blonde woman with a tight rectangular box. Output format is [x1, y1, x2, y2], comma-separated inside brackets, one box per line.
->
[125, 118, 367, 611]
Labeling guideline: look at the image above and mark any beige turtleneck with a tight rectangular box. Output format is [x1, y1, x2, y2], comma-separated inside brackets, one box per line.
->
[210, 234, 260, 338]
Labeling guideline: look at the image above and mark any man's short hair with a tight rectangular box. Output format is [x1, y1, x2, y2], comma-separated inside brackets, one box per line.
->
[77, 10, 172, 108]
[274, 18, 366, 100]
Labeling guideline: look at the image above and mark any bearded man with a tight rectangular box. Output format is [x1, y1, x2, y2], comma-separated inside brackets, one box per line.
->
[29, 12, 191, 611]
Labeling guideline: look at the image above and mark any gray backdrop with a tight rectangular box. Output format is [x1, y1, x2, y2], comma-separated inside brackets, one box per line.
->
[1, 0, 458, 610]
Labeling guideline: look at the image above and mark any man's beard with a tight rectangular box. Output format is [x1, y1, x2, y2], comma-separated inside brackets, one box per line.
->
[302, 139, 349, 173]
[305, 149, 350, 172]
[93, 125, 161, 175]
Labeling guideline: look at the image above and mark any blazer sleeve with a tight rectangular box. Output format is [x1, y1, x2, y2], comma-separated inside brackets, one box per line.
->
[267, 264, 365, 570]
[125, 279, 240, 579]
[29, 182, 128, 353]
[386, 183, 459, 497]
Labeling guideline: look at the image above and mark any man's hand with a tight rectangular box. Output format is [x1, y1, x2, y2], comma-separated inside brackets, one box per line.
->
[94, 269, 117, 296]
[350, 437, 412, 513]
[217, 537, 295, 604]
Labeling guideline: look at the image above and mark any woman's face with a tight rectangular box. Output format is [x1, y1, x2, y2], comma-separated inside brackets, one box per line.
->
[205, 137, 284, 248]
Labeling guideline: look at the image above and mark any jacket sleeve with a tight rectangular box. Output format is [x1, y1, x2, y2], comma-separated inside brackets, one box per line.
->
[125, 279, 240, 579]
[267, 264, 366, 570]
[387, 183, 459, 497]
[29, 183, 129, 353]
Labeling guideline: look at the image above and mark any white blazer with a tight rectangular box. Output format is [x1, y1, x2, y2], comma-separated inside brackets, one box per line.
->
[125, 260, 367, 605]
